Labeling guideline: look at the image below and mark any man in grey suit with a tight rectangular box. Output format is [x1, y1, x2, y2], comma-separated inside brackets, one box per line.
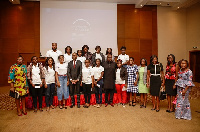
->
[67, 52, 82, 108]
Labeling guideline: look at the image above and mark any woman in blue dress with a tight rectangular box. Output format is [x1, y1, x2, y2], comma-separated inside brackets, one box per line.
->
[175, 59, 195, 120]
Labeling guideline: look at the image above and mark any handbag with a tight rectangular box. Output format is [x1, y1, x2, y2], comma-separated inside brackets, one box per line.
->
[26, 96, 33, 109]
[9, 90, 19, 99]
[159, 86, 166, 100]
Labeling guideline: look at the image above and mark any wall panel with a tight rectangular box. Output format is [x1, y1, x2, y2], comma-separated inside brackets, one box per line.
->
[0, 0, 40, 86]
[117, 5, 157, 65]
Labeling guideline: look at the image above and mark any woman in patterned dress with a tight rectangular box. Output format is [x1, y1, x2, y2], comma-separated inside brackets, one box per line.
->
[8, 55, 28, 116]
[127, 57, 138, 106]
[175, 59, 195, 120]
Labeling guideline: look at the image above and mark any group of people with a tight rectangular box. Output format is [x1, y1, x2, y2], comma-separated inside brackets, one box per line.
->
[8, 43, 195, 120]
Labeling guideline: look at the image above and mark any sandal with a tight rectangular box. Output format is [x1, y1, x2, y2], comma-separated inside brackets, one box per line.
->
[39, 108, 43, 112]
[34, 109, 37, 113]
[59, 105, 63, 109]
[132, 101, 136, 106]
[50, 105, 55, 109]
[63, 104, 67, 109]
[46, 107, 50, 112]
[140, 105, 143, 108]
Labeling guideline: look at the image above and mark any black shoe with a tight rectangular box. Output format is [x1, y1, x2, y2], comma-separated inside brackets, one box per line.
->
[77, 103, 80, 108]
[70, 105, 73, 108]
[156, 109, 160, 112]
[166, 109, 170, 113]
[151, 108, 156, 111]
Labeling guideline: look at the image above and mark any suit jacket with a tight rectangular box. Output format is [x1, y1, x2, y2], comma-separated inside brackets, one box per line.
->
[67, 60, 82, 81]
[92, 52, 105, 67]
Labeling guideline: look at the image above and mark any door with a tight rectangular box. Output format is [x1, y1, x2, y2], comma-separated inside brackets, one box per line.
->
[190, 50, 200, 82]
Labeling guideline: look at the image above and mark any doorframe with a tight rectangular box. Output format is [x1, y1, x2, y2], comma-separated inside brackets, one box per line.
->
[189, 50, 200, 82]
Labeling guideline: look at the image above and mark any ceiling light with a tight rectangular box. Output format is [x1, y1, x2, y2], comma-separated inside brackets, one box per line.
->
[141, 4, 143, 6]
[178, 7, 180, 9]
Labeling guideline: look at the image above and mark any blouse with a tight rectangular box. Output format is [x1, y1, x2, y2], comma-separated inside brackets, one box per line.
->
[165, 64, 176, 80]
[175, 69, 195, 89]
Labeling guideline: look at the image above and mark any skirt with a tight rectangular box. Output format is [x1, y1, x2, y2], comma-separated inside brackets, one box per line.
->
[175, 86, 191, 120]
[165, 79, 177, 96]
[150, 76, 161, 96]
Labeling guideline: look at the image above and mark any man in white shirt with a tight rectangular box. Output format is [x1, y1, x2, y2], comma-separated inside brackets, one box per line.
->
[118, 46, 129, 68]
[46, 43, 62, 65]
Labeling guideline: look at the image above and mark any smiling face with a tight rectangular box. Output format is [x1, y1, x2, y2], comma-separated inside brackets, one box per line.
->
[117, 61, 122, 68]
[85, 60, 90, 67]
[107, 54, 112, 62]
[17, 57, 23, 65]
[96, 59, 100, 66]
[32, 57, 38, 65]
[121, 48, 126, 55]
[129, 58, 134, 65]
[72, 53, 77, 60]
[48, 58, 53, 66]
[152, 57, 158, 64]
[181, 60, 187, 69]
[107, 48, 112, 53]
[66, 47, 71, 54]
[77, 50, 82, 57]
[59, 56, 64, 63]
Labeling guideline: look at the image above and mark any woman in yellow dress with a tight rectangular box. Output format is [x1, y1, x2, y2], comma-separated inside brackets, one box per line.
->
[8, 55, 28, 116]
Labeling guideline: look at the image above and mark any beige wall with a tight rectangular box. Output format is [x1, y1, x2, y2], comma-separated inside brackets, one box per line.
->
[157, 3, 200, 68]
[157, 6, 187, 67]
[186, 2, 200, 59]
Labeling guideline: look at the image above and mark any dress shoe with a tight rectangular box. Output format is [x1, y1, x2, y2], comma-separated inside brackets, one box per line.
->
[110, 103, 114, 107]
[77, 103, 80, 108]
[70, 105, 73, 108]
[105, 103, 108, 107]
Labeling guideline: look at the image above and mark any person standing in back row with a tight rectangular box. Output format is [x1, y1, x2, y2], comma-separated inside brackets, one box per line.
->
[118, 46, 129, 68]
[46, 43, 62, 65]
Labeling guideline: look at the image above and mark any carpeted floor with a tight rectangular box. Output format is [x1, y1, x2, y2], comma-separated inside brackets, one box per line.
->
[0, 86, 200, 132]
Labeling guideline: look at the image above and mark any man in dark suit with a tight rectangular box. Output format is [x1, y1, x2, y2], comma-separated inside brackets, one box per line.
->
[67, 52, 82, 108]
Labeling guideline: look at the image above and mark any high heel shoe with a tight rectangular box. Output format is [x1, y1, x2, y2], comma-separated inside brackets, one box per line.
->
[132, 101, 136, 106]
[22, 111, 27, 115]
[156, 109, 160, 112]
[18, 113, 22, 116]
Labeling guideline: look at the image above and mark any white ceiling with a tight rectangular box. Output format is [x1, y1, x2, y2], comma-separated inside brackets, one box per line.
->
[21, 0, 200, 9]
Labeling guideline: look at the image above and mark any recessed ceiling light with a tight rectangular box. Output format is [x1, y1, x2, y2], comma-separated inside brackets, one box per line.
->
[141, 4, 143, 6]
[160, 3, 162, 4]
[178, 7, 180, 9]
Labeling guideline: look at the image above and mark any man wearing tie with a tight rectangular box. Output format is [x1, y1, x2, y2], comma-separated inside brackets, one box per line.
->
[67, 52, 82, 108]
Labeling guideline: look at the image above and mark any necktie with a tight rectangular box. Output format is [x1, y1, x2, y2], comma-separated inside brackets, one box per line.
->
[73, 61, 75, 68]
